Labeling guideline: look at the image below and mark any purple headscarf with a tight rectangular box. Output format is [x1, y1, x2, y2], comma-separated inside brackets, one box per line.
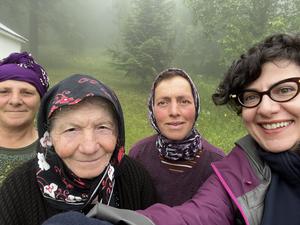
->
[0, 52, 49, 97]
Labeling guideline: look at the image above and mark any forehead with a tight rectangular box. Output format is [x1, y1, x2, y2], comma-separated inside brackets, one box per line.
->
[57, 98, 113, 116]
[51, 103, 115, 127]
[247, 60, 300, 90]
[0, 79, 37, 90]
[154, 76, 193, 97]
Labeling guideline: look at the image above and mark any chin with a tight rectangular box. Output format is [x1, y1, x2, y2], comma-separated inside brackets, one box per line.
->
[167, 135, 185, 141]
[74, 170, 101, 179]
[164, 132, 188, 141]
[261, 142, 295, 153]
[78, 173, 98, 179]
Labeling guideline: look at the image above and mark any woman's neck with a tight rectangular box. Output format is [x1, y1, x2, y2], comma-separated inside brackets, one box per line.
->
[0, 124, 38, 148]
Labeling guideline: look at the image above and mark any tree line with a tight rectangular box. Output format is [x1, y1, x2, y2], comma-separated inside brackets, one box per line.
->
[1, 0, 299, 80]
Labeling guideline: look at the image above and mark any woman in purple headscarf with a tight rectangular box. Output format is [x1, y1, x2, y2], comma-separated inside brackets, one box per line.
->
[0, 52, 49, 184]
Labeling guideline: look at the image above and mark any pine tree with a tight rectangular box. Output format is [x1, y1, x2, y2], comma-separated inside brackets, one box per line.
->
[111, 0, 175, 83]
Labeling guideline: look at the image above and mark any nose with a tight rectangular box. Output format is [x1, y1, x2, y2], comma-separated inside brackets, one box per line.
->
[257, 95, 280, 116]
[8, 92, 23, 106]
[79, 130, 100, 155]
[169, 101, 180, 117]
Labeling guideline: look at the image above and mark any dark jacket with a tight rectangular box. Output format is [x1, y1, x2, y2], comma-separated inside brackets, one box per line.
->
[0, 156, 156, 225]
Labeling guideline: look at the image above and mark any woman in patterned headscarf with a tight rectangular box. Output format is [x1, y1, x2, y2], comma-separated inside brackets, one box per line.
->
[129, 68, 224, 206]
[0, 74, 156, 225]
[0, 52, 49, 184]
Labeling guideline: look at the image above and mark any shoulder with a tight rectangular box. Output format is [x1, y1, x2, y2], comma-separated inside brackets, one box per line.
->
[0, 159, 50, 224]
[116, 156, 153, 184]
[118, 155, 148, 175]
[128, 135, 157, 157]
[1, 159, 36, 191]
[116, 156, 155, 192]
[211, 145, 264, 203]
[214, 135, 261, 168]
[212, 147, 248, 169]
[0, 159, 38, 212]
[3, 159, 36, 182]
[115, 156, 157, 209]
[215, 135, 267, 181]
[211, 146, 259, 186]
[202, 138, 225, 158]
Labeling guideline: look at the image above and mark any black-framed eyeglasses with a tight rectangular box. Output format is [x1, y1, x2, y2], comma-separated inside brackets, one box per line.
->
[230, 77, 300, 108]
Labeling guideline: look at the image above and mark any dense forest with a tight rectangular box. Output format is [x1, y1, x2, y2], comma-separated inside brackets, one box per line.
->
[1, 0, 299, 81]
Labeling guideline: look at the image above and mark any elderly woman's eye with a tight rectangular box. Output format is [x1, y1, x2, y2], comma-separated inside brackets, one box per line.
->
[65, 127, 77, 133]
[96, 125, 114, 134]
[97, 125, 110, 131]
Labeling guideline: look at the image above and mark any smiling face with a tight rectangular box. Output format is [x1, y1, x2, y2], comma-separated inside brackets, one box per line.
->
[0, 80, 40, 130]
[242, 60, 300, 152]
[153, 76, 196, 140]
[49, 98, 118, 179]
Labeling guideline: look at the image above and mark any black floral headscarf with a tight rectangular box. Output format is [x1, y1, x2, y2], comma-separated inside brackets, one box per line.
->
[35, 74, 125, 211]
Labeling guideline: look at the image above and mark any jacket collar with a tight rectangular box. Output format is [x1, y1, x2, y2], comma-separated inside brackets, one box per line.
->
[236, 135, 270, 180]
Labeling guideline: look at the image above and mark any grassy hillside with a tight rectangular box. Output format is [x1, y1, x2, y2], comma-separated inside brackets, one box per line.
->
[46, 53, 246, 153]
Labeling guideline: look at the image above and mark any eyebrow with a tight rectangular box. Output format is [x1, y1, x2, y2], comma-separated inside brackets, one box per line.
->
[156, 95, 193, 100]
[177, 95, 193, 99]
[154, 96, 194, 105]
[0, 86, 36, 91]
[59, 119, 115, 127]
[20, 88, 37, 92]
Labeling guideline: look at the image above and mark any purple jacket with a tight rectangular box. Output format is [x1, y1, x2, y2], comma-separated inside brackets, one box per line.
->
[139, 135, 271, 225]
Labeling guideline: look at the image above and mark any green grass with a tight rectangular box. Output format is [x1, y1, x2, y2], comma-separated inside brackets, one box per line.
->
[45, 53, 246, 153]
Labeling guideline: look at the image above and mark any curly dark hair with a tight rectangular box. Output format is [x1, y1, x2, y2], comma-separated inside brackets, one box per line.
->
[212, 33, 300, 114]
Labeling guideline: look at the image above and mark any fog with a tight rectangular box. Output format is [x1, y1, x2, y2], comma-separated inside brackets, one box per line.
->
[1, 0, 299, 80]
[1, 1, 122, 55]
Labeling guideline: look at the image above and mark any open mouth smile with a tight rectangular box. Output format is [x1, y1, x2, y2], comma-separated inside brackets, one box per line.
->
[260, 121, 293, 130]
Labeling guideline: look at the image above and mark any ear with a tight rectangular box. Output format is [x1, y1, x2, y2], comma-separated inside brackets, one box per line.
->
[40, 131, 53, 148]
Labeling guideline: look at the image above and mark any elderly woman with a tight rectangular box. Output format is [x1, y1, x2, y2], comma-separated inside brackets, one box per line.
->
[129, 68, 224, 206]
[0, 52, 49, 183]
[0, 74, 156, 225]
[65, 33, 300, 225]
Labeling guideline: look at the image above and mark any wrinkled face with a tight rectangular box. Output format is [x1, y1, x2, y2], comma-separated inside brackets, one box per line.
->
[0, 80, 40, 129]
[50, 101, 117, 179]
[153, 76, 196, 140]
[242, 60, 300, 153]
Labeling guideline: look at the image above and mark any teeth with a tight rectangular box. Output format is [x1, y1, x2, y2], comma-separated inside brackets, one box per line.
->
[262, 121, 291, 130]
